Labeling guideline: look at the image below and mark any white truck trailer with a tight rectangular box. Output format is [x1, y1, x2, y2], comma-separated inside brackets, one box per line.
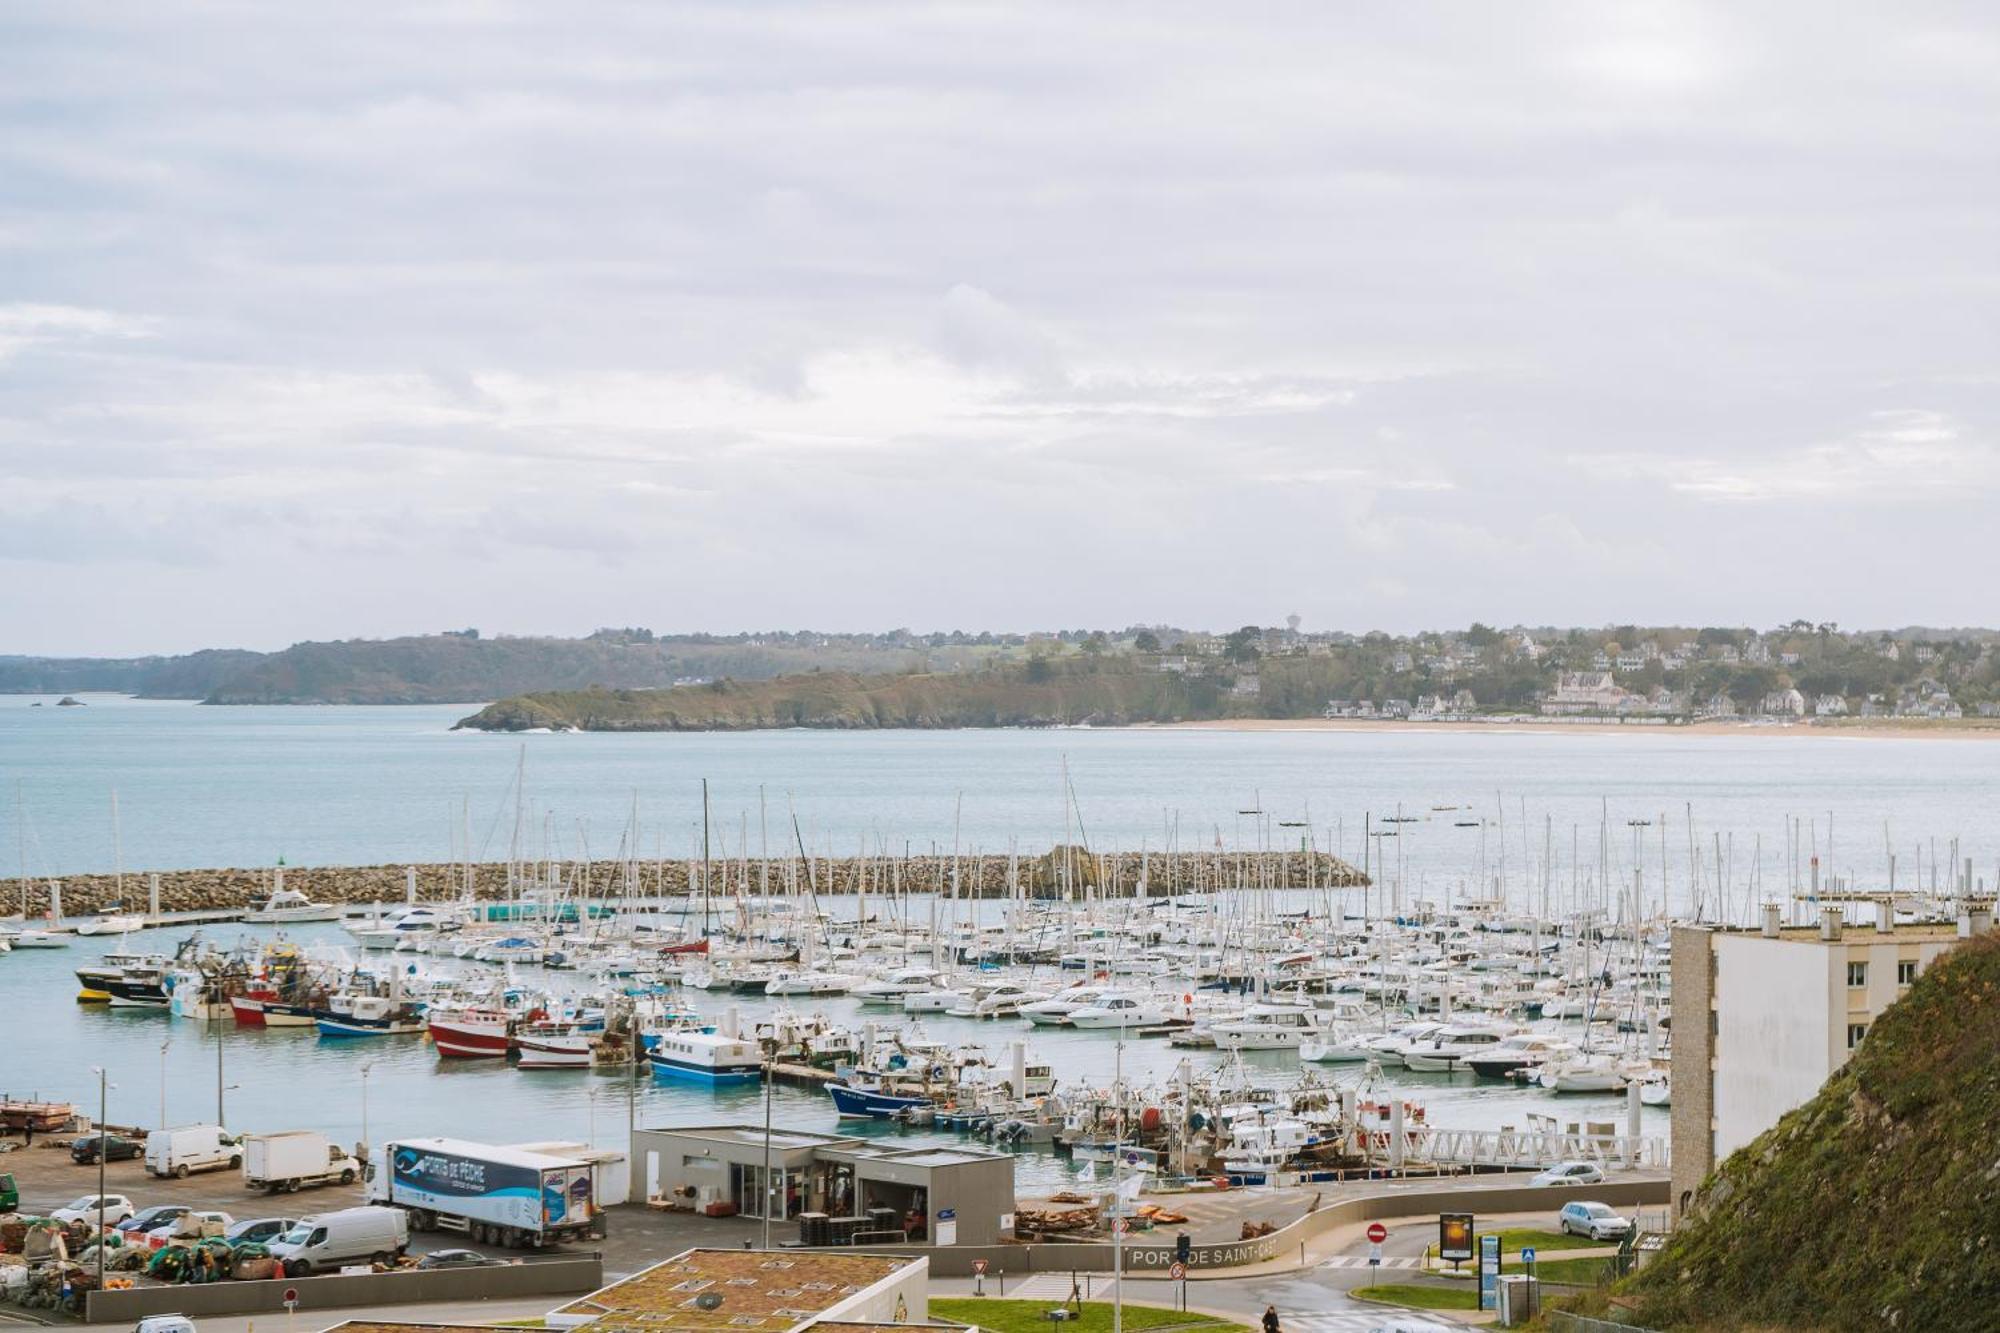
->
[367, 1137, 599, 1248]
[242, 1131, 362, 1194]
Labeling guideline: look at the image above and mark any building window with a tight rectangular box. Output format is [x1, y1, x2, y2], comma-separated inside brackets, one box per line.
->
[1847, 961, 1868, 987]
[1846, 1023, 1869, 1049]
[1897, 960, 1918, 986]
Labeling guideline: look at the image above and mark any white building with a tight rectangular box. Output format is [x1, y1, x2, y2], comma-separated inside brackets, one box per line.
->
[1670, 908, 1988, 1216]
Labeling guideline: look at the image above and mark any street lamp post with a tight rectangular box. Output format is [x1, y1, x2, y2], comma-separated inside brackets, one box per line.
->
[359, 1062, 374, 1159]
[214, 1008, 226, 1125]
[90, 1066, 110, 1293]
[760, 1037, 777, 1249]
[158, 1038, 170, 1131]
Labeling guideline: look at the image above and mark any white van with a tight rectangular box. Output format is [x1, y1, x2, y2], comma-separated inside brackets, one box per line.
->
[265, 1206, 408, 1275]
[146, 1126, 242, 1179]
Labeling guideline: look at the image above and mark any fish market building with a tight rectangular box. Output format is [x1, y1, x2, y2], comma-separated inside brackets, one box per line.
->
[632, 1123, 1015, 1246]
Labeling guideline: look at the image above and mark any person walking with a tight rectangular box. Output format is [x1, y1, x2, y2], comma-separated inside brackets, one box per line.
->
[1262, 1305, 1281, 1333]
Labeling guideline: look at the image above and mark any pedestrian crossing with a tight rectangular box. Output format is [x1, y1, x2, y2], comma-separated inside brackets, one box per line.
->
[1278, 1312, 1408, 1333]
[1318, 1253, 1423, 1270]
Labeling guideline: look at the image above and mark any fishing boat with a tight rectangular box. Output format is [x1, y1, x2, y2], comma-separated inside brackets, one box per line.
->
[826, 1075, 935, 1120]
[75, 951, 163, 1003]
[645, 1030, 764, 1084]
[515, 1021, 594, 1069]
[101, 959, 172, 1008]
[315, 993, 427, 1037]
[244, 888, 344, 924]
[428, 1005, 515, 1058]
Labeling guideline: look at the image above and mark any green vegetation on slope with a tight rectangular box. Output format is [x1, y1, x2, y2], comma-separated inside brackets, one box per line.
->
[455, 660, 1232, 731]
[1616, 929, 2000, 1331]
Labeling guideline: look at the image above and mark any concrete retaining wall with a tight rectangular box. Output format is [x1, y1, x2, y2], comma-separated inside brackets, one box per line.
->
[85, 1255, 604, 1323]
[917, 1177, 1670, 1276]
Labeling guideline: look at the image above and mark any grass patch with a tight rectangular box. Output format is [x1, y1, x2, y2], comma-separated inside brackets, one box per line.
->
[1527, 1255, 1618, 1285]
[932, 1298, 1236, 1333]
[1350, 1284, 1480, 1312]
[1487, 1227, 1607, 1256]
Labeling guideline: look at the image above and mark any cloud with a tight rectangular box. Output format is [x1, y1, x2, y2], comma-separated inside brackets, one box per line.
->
[2, 3, 1999, 650]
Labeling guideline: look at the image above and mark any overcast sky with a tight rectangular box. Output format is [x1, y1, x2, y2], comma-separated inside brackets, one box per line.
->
[2, 4, 1996, 655]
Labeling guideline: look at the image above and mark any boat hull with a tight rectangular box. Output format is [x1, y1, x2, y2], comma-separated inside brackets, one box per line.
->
[827, 1083, 932, 1118]
[648, 1053, 762, 1084]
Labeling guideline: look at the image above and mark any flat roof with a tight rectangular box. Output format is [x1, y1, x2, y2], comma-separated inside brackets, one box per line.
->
[643, 1124, 864, 1151]
[387, 1136, 587, 1170]
[552, 1248, 917, 1333]
[1699, 921, 1970, 943]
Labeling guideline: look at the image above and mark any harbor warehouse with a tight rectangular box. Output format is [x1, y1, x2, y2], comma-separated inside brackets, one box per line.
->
[633, 1124, 1013, 1245]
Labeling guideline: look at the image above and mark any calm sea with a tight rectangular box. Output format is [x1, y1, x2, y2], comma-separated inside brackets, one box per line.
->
[4, 693, 1995, 1183]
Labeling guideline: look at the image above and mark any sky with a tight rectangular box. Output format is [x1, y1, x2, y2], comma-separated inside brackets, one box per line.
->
[2, 3, 1997, 656]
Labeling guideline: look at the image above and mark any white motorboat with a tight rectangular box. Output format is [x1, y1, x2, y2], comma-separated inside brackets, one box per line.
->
[1299, 1028, 1377, 1063]
[1019, 986, 1109, 1026]
[970, 983, 1050, 1019]
[1210, 1003, 1334, 1051]
[1401, 1022, 1520, 1073]
[851, 967, 941, 1005]
[1361, 1021, 1445, 1068]
[244, 888, 343, 924]
[1066, 992, 1171, 1030]
[1637, 1069, 1671, 1106]
[347, 905, 463, 950]
[902, 987, 967, 1014]
[764, 969, 859, 996]
[6, 928, 68, 949]
[76, 914, 144, 937]
[1463, 1032, 1579, 1080]
[1538, 1051, 1640, 1094]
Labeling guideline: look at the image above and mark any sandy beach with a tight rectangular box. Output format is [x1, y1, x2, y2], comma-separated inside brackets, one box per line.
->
[1154, 717, 2000, 741]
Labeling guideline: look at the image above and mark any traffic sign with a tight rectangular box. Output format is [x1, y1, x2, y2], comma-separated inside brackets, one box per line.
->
[1366, 1222, 1388, 1244]
[972, 1259, 988, 1276]
[283, 1287, 300, 1312]
[1367, 1243, 1382, 1266]
[1168, 1262, 1187, 1280]
[1522, 1247, 1536, 1264]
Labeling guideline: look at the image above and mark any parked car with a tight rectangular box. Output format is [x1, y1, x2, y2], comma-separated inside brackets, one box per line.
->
[0, 1171, 17, 1212]
[52, 1194, 136, 1226]
[1530, 1160, 1605, 1186]
[118, 1206, 192, 1235]
[415, 1248, 506, 1270]
[1558, 1201, 1635, 1241]
[225, 1217, 298, 1247]
[72, 1133, 143, 1164]
[141, 1210, 234, 1241]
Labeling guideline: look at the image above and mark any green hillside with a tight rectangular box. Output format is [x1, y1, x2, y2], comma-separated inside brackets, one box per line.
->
[1612, 928, 2000, 1331]
[455, 661, 1230, 730]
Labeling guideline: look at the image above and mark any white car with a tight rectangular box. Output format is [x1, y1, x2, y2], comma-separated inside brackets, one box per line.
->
[1530, 1160, 1605, 1186]
[135, 1316, 199, 1333]
[52, 1194, 136, 1226]
[1559, 1200, 1634, 1241]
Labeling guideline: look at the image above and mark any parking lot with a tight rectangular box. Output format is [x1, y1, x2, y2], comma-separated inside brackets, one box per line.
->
[2, 1136, 764, 1277]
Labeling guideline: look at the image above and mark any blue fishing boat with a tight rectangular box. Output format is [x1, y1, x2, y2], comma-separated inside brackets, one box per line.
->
[645, 1030, 764, 1084]
[826, 1081, 934, 1120]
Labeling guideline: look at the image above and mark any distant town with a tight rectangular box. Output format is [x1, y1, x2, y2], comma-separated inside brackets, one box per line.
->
[13, 619, 1998, 725]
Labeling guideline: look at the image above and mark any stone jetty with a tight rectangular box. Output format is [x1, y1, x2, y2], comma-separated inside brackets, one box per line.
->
[1, 845, 1366, 917]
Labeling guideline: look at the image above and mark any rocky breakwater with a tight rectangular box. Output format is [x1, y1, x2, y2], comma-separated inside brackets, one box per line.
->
[1, 845, 1366, 917]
